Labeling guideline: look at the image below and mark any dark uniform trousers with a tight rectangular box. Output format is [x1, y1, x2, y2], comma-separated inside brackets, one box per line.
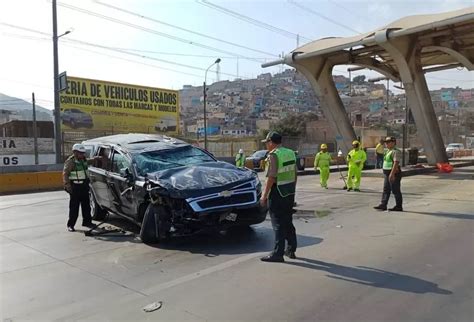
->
[376, 153, 384, 169]
[381, 170, 403, 208]
[67, 181, 92, 228]
[269, 187, 297, 257]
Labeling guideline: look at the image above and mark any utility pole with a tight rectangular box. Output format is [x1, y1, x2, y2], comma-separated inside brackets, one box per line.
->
[203, 58, 221, 151]
[32, 92, 39, 165]
[52, 0, 61, 163]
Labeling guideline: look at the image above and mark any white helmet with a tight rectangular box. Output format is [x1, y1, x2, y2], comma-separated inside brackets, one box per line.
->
[72, 143, 86, 153]
[239, 149, 244, 154]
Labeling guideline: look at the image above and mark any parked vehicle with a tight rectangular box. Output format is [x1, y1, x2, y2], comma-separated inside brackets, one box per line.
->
[155, 116, 177, 132]
[446, 143, 465, 158]
[61, 108, 93, 128]
[83, 133, 266, 244]
[246, 150, 268, 171]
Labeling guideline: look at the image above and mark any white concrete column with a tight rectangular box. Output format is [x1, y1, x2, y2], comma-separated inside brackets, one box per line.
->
[293, 58, 356, 154]
[375, 32, 448, 165]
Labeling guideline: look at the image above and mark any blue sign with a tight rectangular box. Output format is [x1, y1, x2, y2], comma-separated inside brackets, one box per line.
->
[369, 101, 384, 112]
[448, 100, 459, 109]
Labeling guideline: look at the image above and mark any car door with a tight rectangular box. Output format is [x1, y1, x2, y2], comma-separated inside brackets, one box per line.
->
[107, 149, 137, 219]
[88, 145, 112, 211]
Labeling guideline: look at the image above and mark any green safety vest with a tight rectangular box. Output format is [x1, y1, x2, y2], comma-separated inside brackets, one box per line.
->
[383, 148, 400, 170]
[271, 147, 296, 198]
[235, 153, 245, 167]
[69, 158, 88, 182]
[314, 151, 331, 168]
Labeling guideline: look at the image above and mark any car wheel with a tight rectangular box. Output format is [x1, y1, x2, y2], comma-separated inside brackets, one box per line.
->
[140, 204, 171, 244]
[89, 189, 107, 220]
[297, 157, 305, 171]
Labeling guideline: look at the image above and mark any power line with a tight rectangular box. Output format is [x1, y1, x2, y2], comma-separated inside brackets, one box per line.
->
[94, 0, 278, 58]
[62, 43, 211, 80]
[327, 0, 366, 21]
[288, 0, 362, 35]
[196, 0, 313, 42]
[103, 48, 272, 61]
[1, 24, 247, 79]
[56, 2, 272, 63]
[62, 37, 243, 78]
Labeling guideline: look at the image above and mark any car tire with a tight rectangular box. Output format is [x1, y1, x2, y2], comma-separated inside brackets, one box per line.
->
[296, 157, 305, 171]
[140, 204, 171, 244]
[89, 189, 107, 220]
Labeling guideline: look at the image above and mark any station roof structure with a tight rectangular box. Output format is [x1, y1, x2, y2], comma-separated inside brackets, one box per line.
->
[263, 7, 474, 80]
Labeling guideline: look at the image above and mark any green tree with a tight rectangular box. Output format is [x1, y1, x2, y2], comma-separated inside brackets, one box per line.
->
[263, 112, 319, 138]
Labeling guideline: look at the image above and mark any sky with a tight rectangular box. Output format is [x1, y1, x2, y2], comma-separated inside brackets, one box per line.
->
[0, 0, 473, 109]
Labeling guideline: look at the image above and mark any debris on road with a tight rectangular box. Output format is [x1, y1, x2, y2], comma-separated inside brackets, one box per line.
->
[336, 225, 343, 228]
[143, 301, 163, 313]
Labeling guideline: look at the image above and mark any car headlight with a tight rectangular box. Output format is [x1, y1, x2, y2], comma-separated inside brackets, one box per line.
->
[254, 177, 262, 194]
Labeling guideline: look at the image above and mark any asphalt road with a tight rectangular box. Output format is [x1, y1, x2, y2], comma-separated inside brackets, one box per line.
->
[1, 167, 473, 321]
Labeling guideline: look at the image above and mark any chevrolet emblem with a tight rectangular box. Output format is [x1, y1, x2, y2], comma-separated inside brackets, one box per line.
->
[220, 190, 232, 197]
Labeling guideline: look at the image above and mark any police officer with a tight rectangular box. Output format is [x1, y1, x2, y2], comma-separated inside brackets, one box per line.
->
[346, 140, 366, 192]
[63, 144, 96, 231]
[314, 143, 331, 189]
[235, 148, 245, 168]
[260, 131, 297, 262]
[374, 136, 403, 211]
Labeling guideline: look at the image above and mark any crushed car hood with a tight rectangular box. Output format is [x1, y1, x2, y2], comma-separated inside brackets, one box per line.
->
[147, 162, 256, 198]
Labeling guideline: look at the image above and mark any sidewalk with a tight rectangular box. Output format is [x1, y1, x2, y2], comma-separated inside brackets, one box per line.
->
[298, 157, 474, 178]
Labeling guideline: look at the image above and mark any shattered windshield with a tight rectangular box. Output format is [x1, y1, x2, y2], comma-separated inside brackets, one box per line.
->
[134, 146, 215, 175]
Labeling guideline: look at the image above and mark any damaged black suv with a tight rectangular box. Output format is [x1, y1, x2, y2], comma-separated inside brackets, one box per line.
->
[83, 134, 267, 243]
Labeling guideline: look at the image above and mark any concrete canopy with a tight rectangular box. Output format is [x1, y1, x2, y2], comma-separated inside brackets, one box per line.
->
[263, 7, 474, 165]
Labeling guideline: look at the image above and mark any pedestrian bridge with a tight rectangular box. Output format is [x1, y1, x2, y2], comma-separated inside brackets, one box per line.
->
[263, 7, 474, 165]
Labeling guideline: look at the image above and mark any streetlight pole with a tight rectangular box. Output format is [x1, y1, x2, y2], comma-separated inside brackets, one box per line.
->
[52, 0, 61, 163]
[203, 58, 221, 151]
[52, 0, 71, 163]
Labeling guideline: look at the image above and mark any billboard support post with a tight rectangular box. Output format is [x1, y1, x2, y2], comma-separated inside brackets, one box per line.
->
[32, 92, 39, 165]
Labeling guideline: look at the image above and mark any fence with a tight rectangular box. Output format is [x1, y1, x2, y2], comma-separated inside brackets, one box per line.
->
[61, 131, 331, 159]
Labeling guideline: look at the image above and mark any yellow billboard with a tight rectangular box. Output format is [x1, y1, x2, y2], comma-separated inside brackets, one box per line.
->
[59, 76, 179, 134]
[369, 89, 385, 99]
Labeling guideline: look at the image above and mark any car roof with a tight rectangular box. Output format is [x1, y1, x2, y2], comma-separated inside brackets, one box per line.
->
[82, 133, 190, 152]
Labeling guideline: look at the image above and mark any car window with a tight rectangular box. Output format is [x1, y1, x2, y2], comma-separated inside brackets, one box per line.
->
[111, 151, 130, 174]
[134, 146, 215, 175]
[96, 146, 111, 170]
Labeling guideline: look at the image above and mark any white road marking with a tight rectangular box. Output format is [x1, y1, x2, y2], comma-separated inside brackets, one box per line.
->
[143, 251, 265, 295]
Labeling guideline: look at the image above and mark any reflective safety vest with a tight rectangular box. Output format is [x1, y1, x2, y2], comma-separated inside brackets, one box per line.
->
[69, 158, 88, 182]
[314, 151, 331, 168]
[347, 149, 366, 168]
[235, 153, 245, 167]
[383, 148, 400, 170]
[272, 147, 296, 198]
